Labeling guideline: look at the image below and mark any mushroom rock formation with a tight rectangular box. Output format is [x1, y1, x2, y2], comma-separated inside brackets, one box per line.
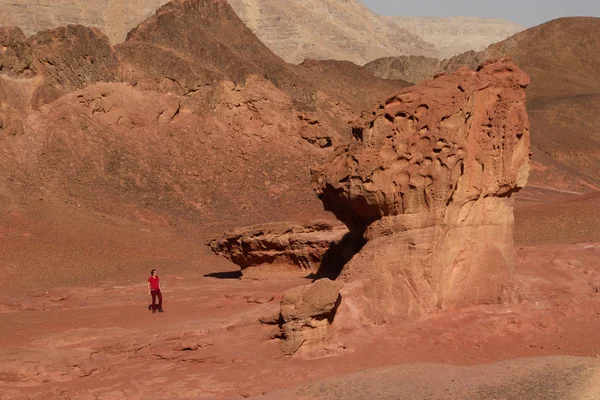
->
[312, 58, 531, 325]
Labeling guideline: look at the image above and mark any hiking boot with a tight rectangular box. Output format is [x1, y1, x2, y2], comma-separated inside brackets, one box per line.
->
[152, 309, 156, 313]
[158, 309, 164, 313]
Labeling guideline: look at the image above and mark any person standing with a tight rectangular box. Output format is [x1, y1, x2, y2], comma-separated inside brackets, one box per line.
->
[148, 269, 164, 313]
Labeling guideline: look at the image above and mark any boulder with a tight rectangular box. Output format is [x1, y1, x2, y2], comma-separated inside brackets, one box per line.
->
[279, 278, 343, 355]
[312, 58, 531, 325]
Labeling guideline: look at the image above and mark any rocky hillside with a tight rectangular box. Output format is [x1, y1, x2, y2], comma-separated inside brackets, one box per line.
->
[0, 0, 407, 226]
[386, 16, 523, 59]
[0, 0, 168, 44]
[0, 0, 408, 292]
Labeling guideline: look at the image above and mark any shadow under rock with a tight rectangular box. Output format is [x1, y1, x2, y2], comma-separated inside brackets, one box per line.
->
[204, 270, 243, 280]
[308, 231, 364, 281]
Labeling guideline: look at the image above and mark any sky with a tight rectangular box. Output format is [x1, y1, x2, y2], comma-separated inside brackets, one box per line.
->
[362, 0, 600, 27]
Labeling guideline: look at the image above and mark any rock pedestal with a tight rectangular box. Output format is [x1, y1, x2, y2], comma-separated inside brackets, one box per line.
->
[279, 278, 343, 354]
[312, 58, 531, 325]
[208, 221, 353, 278]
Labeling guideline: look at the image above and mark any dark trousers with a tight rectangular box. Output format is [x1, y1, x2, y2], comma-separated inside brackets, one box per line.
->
[151, 289, 163, 311]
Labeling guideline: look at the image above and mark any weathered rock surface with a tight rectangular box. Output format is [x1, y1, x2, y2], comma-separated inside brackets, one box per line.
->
[385, 16, 523, 59]
[0, 25, 120, 106]
[0, 0, 401, 226]
[279, 278, 343, 354]
[312, 58, 531, 324]
[365, 17, 600, 192]
[0, 27, 34, 77]
[208, 221, 350, 277]
[364, 55, 442, 86]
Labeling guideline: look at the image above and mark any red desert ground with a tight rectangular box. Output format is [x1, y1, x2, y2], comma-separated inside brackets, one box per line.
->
[1, 1, 599, 399]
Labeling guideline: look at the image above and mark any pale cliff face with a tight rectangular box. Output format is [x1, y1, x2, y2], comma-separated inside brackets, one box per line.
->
[0, 0, 523, 65]
[225, 0, 438, 64]
[0, 0, 438, 65]
[385, 16, 524, 59]
[0, 0, 170, 43]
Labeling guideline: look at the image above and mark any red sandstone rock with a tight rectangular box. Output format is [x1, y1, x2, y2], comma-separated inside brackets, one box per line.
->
[0, 26, 33, 77]
[1, 25, 120, 108]
[208, 221, 350, 277]
[279, 278, 343, 354]
[312, 58, 531, 325]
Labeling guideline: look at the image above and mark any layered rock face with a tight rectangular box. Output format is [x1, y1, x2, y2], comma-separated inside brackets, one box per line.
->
[208, 221, 350, 277]
[0, 0, 524, 66]
[226, 0, 437, 64]
[0, 0, 439, 65]
[385, 16, 523, 59]
[312, 59, 531, 324]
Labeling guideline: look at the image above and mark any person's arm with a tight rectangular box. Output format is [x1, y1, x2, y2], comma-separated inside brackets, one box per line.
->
[148, 281, 151, 295]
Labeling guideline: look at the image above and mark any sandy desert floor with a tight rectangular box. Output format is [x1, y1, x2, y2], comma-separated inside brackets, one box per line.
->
[1, 242, 600, 399]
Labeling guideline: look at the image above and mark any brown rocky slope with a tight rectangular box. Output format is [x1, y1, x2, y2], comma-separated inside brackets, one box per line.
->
[0, 0, 406, 294]
[366, 17, 600, 102]
[0, 0, 170, 44]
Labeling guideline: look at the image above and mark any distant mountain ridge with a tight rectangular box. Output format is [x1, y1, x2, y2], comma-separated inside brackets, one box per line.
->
[0, 0, 521, 65]
[385, 16, 524, 59]
[225, 0, 438, 64]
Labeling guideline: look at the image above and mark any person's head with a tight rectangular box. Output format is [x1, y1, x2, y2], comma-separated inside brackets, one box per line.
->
[150, 269, 157, 276]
